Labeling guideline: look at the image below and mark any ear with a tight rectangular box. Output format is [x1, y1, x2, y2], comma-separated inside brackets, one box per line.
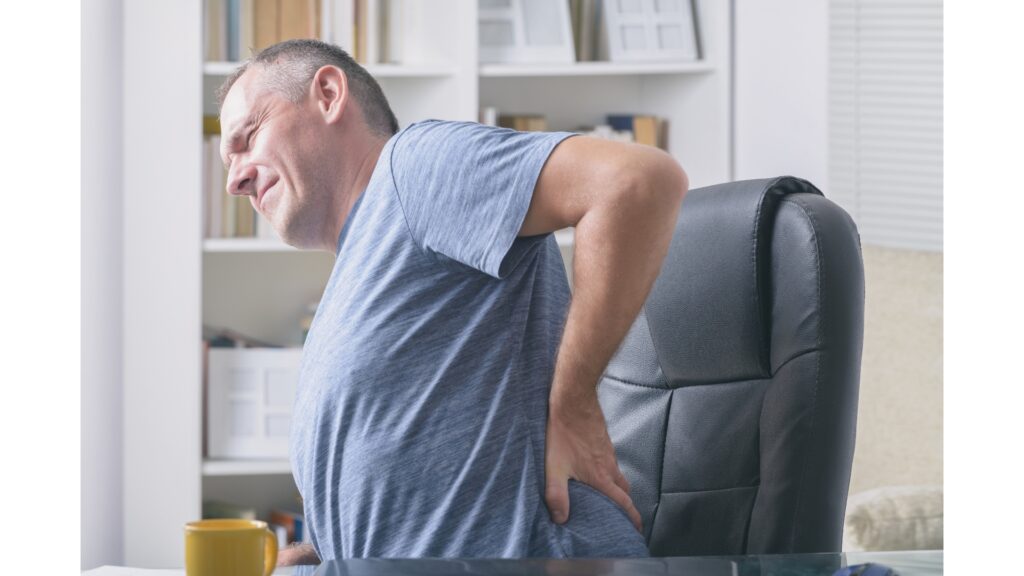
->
[310, 65, 348, 124]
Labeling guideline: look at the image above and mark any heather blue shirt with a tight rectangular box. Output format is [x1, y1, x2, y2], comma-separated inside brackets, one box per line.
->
[290, 120, 649, 563]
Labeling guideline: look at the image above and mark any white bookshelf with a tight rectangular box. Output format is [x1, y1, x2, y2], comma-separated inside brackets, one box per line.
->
[124, 0, 732, 565]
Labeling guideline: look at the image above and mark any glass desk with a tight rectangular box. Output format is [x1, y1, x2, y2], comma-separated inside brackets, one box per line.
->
[309, 550, 942, 576]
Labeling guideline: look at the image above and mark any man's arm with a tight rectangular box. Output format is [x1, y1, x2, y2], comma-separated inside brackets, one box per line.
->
[519, 136, 687, 532]
[277, 543, 320, 567]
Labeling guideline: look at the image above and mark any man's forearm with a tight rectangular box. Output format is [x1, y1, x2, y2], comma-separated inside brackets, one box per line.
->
[550, 168, 685, 408]
[278, 543, 320, 567]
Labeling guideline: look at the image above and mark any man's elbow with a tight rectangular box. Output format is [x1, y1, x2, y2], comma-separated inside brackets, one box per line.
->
[644, 151, 688, 214]
[605, 147, 688, 217]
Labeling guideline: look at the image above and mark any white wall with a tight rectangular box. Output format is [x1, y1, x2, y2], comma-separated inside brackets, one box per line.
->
[81, 0, 124, 569]
[850, 246, 943, 495]
[122, 0, 203, 567]
[733, 0, 828, 186]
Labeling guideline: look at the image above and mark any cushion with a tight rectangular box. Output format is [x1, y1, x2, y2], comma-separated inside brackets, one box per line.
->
[843, 485, 943, 551]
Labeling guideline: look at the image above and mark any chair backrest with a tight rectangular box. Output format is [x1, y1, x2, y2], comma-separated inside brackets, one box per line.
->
[599, 176, 864, 556]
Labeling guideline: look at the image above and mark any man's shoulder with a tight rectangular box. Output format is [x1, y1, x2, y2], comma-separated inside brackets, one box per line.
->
[390, 119, 506, 167]
[397, 118, 498, 141]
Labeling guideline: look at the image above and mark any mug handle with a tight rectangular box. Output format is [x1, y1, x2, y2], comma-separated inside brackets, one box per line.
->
[263, 529, 278, 576]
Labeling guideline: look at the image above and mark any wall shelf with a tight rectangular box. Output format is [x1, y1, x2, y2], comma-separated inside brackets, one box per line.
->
[479, 60, 714, 78]
[203, 237, 297, 252]
[205, 230, 575, 252]
[204, 61, 458, 78]
[202, 459, 293, 476]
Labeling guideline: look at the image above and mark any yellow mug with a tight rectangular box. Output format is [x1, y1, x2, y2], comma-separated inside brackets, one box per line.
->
[185, 519, 278, 576]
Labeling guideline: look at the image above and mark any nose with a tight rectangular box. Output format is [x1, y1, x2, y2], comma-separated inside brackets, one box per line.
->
[226, 162, 257, 197]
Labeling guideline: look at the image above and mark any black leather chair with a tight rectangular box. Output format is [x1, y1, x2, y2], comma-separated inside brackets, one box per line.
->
[599, 176, 864, 556]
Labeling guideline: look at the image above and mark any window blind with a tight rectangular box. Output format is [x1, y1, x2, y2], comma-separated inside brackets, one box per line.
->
[828, 0, 943, 251]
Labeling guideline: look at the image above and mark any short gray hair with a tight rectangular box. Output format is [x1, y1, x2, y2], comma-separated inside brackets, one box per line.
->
[217, 39, 399, 138]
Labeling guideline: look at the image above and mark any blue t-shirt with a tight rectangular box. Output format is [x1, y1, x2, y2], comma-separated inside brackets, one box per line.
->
[290, 120, 649, 561]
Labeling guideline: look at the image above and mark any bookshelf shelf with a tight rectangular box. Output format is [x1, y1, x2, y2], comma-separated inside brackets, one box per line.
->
[203, 237, 297, 252]
[202, 459, 293, 476]
[205, 230, 575, 251]
[479, 60, 715, 78]
[204, 61, 458, 79]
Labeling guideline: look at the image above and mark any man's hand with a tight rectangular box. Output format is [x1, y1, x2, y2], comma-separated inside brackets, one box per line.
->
[277, 543, 320, 567]
[544, 394, 643, 533]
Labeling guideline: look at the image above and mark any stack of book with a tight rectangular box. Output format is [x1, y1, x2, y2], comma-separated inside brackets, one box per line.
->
[483, 110, 668, 151]
[270, 508, 312, 546]
[498, 114, 548, 132]
[205, 0, 318, 61]
[606, 114, 669, 150]
[204, 0, 405, 65]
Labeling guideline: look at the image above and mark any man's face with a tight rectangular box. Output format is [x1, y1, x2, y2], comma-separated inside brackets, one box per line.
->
[219, 69, 332, 247]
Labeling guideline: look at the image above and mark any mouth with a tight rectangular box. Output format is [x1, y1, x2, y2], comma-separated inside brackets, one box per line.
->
[255, 177, 279, 211]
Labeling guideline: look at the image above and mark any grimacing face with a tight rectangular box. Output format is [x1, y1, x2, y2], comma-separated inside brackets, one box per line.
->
[219, 69, 335, 248]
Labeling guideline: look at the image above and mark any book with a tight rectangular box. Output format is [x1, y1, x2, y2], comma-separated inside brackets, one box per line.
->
[498, 115, 548, 132]
[270, 509, 304, 543]
[380, 0, 403, 63]
[268, 523, 289, 549]
[240, 0, 256, 58]
[595, 0, 609, 61]
[206, 0, 229, 61]
[320, 0, 333, 43]
[255, 211, 279, 240]
[222, 184, 236, 237]
[203, 115, 221, 136]
[227, 0, 241, 61]
[235, 196, 256, 237]
[480, 106, 498, 127]
[353, 0, 365, 62]
[203, 325, 284, 348]
[202, 338, 210, 458]
[330, 0, 355, 53]
[205, 135, 225, 238]
[574, 0, 601, 62]
[364, 0, 379, 64]
[607, 114, 667, 149]
[279, 0, 320, 42]
[578, 124, 633, 142]
[253, 0, 279, 51]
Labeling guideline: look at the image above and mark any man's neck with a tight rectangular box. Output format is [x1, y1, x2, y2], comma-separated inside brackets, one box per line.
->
[326, 136, 387, 252]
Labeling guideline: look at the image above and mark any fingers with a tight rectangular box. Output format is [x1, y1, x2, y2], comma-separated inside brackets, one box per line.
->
[613, 470, 631, 495]
[545, 474, 571, 525]
[596, 478, 644, 534]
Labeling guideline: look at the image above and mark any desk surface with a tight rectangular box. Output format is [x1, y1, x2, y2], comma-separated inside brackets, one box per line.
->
[311, 550, 942, 576]
[83, 551, 942, 576]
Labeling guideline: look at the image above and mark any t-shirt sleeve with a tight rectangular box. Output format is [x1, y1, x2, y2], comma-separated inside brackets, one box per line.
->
[390, 119, 576, 279]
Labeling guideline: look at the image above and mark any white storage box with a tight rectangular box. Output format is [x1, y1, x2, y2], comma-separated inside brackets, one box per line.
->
[206, 348, 304, 459]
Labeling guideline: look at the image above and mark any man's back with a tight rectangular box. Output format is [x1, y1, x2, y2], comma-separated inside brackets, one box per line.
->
[290, 120, 648, 560]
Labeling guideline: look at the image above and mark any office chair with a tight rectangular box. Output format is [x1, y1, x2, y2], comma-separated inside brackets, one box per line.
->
[599, 176, 864, 556]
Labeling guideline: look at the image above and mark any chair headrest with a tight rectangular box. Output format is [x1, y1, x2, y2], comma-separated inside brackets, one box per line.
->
[606, 176, 824, 388]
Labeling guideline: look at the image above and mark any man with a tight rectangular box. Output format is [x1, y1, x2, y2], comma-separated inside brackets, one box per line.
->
[217, 39, 687, 567]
